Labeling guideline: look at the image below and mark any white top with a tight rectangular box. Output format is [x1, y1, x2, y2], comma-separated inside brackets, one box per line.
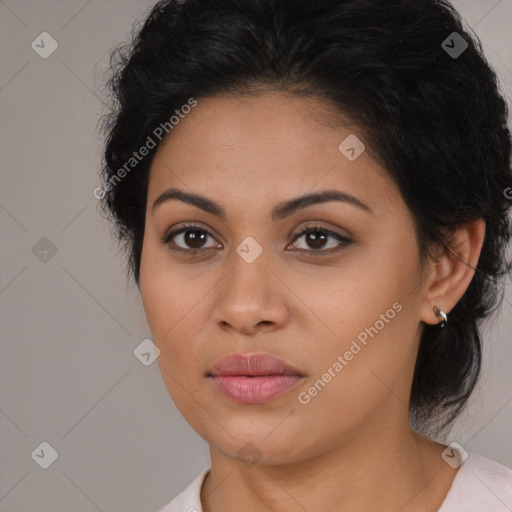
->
[158, 452, 512, 512]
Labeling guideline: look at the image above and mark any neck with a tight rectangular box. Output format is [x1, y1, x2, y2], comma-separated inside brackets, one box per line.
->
[201, 413, 458, 512]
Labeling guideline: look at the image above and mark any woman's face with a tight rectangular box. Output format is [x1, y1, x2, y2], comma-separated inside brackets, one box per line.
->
[139, 92, 432, 465]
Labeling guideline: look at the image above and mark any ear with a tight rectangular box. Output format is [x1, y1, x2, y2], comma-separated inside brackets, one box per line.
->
[420, 218, 486, 326]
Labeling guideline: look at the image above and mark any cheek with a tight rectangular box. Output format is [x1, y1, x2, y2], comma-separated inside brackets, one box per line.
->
[140, 264, 211, 417]
[289, 233, 420, 342]
[139, 240, 199, 367]
[140, 271, 204, 358]
[291, 237, 422, 412]
[294, 301, 419, 441]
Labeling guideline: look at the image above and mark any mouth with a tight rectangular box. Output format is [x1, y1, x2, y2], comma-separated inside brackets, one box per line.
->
[206, 352, 306, 404]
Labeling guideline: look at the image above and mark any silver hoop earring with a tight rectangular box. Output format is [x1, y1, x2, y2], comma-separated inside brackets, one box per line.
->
[433, 306, 447, 328]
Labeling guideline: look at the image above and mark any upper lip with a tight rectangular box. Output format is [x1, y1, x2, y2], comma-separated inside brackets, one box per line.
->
[208, 352, 305, 377]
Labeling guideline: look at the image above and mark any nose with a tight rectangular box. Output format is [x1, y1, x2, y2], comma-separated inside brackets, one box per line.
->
[211, 251, 290, 336]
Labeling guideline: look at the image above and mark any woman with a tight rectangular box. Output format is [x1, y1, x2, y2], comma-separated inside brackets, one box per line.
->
[98, 0, 512, 510]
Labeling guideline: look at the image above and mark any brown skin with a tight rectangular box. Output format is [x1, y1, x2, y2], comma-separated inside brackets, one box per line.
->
[139, 92, 486, 512]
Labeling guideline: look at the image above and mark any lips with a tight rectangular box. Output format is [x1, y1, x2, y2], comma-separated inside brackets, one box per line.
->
[209, 352, 305, 377]
[207, 353, 306, 404]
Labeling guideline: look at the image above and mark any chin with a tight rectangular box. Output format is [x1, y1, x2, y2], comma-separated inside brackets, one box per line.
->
[201, 419, 310, 465]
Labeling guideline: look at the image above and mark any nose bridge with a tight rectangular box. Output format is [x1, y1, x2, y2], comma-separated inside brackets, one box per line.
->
[213, 238, 288, 332]
[225, 238, 271, 299]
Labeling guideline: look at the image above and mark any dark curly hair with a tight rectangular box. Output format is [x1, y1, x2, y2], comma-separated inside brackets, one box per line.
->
[98, 0, 512, 436]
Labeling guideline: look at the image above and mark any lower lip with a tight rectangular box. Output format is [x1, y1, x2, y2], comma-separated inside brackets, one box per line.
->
[209, 375, 304, 404]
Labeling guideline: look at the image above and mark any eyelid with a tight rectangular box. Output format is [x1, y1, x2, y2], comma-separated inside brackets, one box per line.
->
[290, 222, 351, 241]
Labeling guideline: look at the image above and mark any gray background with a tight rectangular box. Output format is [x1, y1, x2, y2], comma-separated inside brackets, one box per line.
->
[0, 1, 511, 511]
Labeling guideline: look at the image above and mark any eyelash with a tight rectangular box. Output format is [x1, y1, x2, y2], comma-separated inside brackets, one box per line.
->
[162, 223, 353, 257]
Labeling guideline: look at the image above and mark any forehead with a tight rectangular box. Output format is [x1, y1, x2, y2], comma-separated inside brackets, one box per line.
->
[147, 92, 401, 215]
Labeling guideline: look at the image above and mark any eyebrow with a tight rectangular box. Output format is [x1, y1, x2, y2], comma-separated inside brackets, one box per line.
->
[152, 187, 374, 220]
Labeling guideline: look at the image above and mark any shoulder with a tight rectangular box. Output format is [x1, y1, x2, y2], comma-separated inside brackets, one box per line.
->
[438, 452, 512, 512]
[157, 468, 210, 512]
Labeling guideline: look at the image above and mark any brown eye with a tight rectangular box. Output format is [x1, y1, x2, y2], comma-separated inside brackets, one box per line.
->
[289, 226, 352, 253]
[164, 226, 219, 252]
[181, 229, 208, 249]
